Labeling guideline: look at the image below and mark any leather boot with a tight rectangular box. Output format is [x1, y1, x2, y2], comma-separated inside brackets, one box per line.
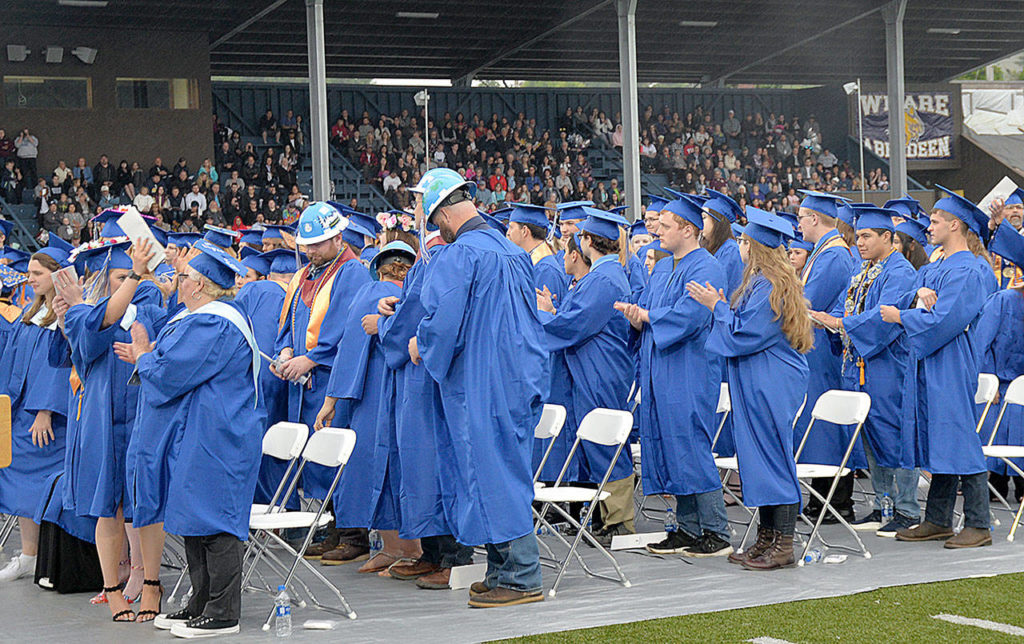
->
[303, 527, 340, 560]
[741, 531, 795, 571]
[728, 526, 775, 565]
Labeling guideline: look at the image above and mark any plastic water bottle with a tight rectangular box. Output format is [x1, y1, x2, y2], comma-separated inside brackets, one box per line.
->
[803, 547, 823, 564]
[664, 512, 679, 533]
[581, 502, 592, 532]
[274, 585, 292, 638]
[368, 529, 383, 556]
[880, 494, 894, 524]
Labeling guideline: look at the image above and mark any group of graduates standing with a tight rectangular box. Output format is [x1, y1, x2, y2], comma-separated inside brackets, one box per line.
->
[0, 162, 1023, 636]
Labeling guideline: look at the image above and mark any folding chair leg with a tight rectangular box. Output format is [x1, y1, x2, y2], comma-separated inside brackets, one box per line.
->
[1003, 460, 1024, 542]
[736, 508, 759, 553]
[0, 515, 16, 551]
[168, 564, 189, 606]
[988, 481, 1014, 513]
[259, 531, 356, 630]
[798, 481, 870, 564]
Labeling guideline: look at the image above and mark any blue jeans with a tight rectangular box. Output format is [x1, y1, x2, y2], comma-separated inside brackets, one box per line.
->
[863, 440, 921, 519]
[926, 472, 991, 530]
[676, 489, 729, 540]
[484, 533, 543, 593]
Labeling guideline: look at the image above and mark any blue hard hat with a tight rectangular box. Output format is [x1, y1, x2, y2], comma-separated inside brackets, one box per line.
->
[295, 201, 347, 245]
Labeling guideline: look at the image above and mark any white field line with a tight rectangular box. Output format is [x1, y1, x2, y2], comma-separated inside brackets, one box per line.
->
[932, 614, 1024, 636]
[747, 638, 799, 644]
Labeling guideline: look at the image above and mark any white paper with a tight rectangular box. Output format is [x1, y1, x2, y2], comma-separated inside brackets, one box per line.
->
[977, 176, 1020, 215]
[116, 207, 166, 272]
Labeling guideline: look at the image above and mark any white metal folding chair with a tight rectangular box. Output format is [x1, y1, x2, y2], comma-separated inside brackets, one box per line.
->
[982, 374, 1024, 541]
[974, 374, 1013, 515]
[710, 382, 732, 454]
[533, 408, 633, 598]
[532, 404, 567, 486]
[245, 427, 358, 628]
[251, 422, 311, 515]
[794, 390, 872, 565]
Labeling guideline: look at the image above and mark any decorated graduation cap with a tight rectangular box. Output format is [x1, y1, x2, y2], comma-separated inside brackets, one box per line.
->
[853, 206, 898, 233]
[702, 188, 742, 223]
[167, 232, 202, 248]
[508, 203, 551, 229]
[0, 219, 13, 239]
[0, 264, 26, 291]
[577, 206, 628, 240]
[556, 200, 594, 222]
[203, 224, 241, 249]
[238, 228, 265, 247]
[261, 223, 295, 243]
[188, 239, 248, 289]
[896, 218, 929, 246]
[37, 234, 73, 266]
[369, 240, 416, 281]
[629, 220, 650, 238]
[72, 240, 133, 275]
[740, 206, 796, 249]
[645, 194, 670, 213]
[1005, 187, 1024, 206]
[239, 246, 271, 276]
[798, 189, 850, 219]
[933, 184, 987, 239]
[663, 195, 705, 230]
[260, 248, 306, 274]
[883, 196, 925, 219]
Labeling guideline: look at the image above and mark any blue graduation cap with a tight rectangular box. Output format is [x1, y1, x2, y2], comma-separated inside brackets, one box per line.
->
[836, 202, 858, 227]
[896, 218, 929, 246]
[329, 202, 383, 237]
[188, 239, 248, 288]
[8, 256, 29, 274]
[645, 195, 669, 213]
[577, 206, 628, 240]
[92, 208, 131, 238]
[150, 225, 169, 248]
[261, 223, 294, 243]
[629, 220, 649, 238]
[490, 206, 513, 224]
[480, 212, 508, 235]
[1, 247, 31, 266]
[788, 238, 815, 252]
[663, 196, 704, 230]
[742, 206, 796, 249]
[731, 222, 747, 239]
[240, 247, 271, 276]
[778, 212, 799, 235]
[798, 189, 850, 219]
[0, 219, 13, 239]
[853, 206, 898, 233]
[0, 265, 27, 290]
[260, 249, 306, 274]
[883, 196, 925, 219]
[702, 189, 742, 224]
[663, 187, 691, 201]
[72, 240, 132, 275]
[341, 217, 375, 250]
[556, 200, 594, 222]
[239, 228, 265, 247]
[168, 232, 202, 248]
[508, 203, 551, 229]
[37, 234, 73, 266]
[1006, 188, 1024, 206]
[369, 240, 416, 281]
[610, 205, 630, 219]
[933, 184, 987, 239]
[203, 224, 240, 249]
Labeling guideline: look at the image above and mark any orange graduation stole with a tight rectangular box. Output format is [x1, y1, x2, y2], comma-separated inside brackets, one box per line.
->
[529, 242, 555, 265]
[278, 247, 357, 351]
[0, 300, 21, 324]
[802, 234, 850, 286]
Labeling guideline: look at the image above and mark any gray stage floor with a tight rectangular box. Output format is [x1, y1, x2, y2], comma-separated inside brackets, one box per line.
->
[3, 494, 1024, 643]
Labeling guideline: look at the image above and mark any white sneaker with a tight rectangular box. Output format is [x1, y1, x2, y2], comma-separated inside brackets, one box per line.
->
[0, 554, 35, 582]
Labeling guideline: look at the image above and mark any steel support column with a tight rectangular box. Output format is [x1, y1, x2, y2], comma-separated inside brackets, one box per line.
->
[306, 0, 330, 200]
[883, 0, 908, 199]
[616, 0, 640, 221]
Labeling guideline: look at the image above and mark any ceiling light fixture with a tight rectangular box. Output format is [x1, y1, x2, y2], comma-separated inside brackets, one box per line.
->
[396, 11, 439, 19]
[679, 20, 718, 27]
[927, 27, 961, 35]
[58, 0, 110, 6]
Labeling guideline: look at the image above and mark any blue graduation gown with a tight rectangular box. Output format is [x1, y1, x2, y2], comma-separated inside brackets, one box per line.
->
[898, 250, 988, 475]
[130, 304, 266, 539]
[34, 472, 97, 543]
[61, 295, 166, 518]
[974, 288, 1024, 473]
[326, 280, 401, 529]
[376, 261, 448, 538]
[0, 317, 71, 517]
[531, 252, 580, 482]
[636, 248, 725, 496]
[799, 229, 860, 466]
[541, 256, 633, 483]
[833, 252, 917, 469]
[706, 275, 807, 507]
[417, 228, 549, 545]
[711, 238, 744, 457]
[275, 257, 370, 499]
[626, 253, 648, 304]
[235, 279, 293, 506]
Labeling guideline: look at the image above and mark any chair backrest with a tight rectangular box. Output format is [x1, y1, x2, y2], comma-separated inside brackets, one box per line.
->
[810, 390, 871, 426]
[1004, 375, 1024, 407]
[302, 427, 357, 468]
[534, 404, 567, 440]
[576, 408, 633, 446]
[717, 383, 731, 414]
[262, 422, 309, 460]
[976, 373, 1000, 405]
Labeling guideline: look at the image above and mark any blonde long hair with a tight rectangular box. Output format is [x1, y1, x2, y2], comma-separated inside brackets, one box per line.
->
[732, 236, 814, 353]
[22, 253, 60, 327]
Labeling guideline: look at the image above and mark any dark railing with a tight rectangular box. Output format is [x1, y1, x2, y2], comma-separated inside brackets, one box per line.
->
[0, 196, 40, 251]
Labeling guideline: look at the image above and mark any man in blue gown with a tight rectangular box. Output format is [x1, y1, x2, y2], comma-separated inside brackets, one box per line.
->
[796, 190, 859, 522]
[881, 189, 993, 548]
[409, 168, 549, 608]
[810, 208, 920, 537]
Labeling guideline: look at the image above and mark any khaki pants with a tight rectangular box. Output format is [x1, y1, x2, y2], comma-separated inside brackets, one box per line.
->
[598, 474, 636, 532]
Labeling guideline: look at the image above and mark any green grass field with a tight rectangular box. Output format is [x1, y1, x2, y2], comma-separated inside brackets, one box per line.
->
[496, 572, 1024, 643]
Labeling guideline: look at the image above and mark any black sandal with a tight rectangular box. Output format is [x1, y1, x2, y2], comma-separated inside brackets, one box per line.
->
[104, 582, 135, 623]
[134, 578, 163, 623]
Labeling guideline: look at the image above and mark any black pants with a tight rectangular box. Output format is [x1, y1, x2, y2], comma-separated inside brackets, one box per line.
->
[809, 472, 855, 514]
[420, 535, 473, 568]
[185, 533, 243, 622]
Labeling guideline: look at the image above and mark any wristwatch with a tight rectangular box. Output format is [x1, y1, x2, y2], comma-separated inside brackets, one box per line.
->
[127, 271, 142, 281]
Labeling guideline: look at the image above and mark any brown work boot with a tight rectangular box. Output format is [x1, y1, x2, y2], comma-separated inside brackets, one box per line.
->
[320, 543, 370, 566]
[469, 581, 491, 597]
[415, 568, 452, 590]
[895, 520, 954, 542]
[729, 526, 775, 565]
[467, 586, 544, 608]
[741, 531, 795, 571]
[944, 527, 992, 549]
[302, 528, 340, 560]
[388, 559, 441, 580]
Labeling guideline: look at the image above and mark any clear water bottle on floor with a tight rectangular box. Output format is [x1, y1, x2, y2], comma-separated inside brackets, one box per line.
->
[880, 494, 894, 524]
[803, 547, 823, 565]
[664, 512, 679, 533]
[581, 501, 592, 532]
[274, 585, 292, 637]
[368, 529, 383, 556]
